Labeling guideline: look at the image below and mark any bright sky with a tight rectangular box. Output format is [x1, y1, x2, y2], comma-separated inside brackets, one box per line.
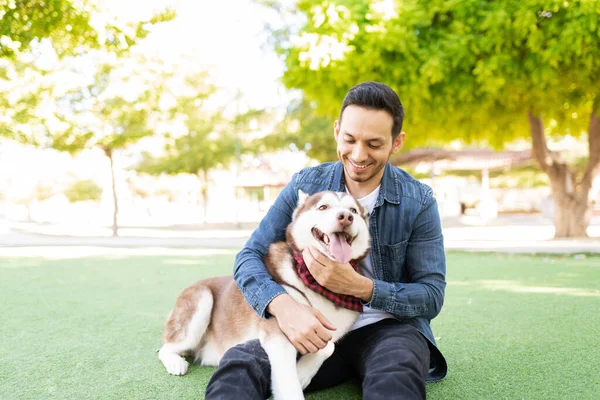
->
[103, 0, 287, 110]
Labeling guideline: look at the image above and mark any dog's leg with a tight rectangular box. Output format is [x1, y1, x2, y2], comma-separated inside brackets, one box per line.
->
[296, 341, 335, 389]
[260, 328, 304, 400]
[158, 343, 191, 376]
[159, 289, 213, 376]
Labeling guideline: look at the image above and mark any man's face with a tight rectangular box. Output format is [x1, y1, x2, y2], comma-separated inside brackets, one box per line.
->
[334, 105, 405, 193]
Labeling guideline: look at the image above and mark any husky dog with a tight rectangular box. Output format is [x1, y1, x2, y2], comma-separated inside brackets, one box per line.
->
[158, 191, 370, 400]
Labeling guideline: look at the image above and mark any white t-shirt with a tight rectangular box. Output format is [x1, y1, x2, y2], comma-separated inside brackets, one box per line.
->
[350, 185, 395, 331]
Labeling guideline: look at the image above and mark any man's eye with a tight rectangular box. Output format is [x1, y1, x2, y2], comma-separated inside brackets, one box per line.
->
[369, 145, 381, 149]
[318, 205, 328, 210]
[349, 208, 357, 214]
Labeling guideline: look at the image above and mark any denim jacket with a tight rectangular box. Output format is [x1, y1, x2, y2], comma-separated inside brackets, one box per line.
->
[233, 161, 447, 382]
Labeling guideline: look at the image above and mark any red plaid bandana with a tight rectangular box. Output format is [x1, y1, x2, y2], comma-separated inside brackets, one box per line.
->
[293, 251, 363, 312]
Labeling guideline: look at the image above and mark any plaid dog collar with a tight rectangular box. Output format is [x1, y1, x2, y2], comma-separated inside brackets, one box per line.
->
[292, 251, 363, 312]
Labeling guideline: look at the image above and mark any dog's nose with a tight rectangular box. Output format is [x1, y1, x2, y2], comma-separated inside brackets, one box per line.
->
[337, 211, 354, 226]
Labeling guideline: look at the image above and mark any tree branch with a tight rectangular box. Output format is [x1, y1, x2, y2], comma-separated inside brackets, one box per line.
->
[527, 111, 552, 173]
[581, 97, 600, 193]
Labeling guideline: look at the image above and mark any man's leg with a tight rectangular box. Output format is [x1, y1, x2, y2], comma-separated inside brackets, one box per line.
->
[204, 320, 428, 399]
[204, 340, 271, 400]
[346, 319, 430, 400]
[205, 339, 356, 399]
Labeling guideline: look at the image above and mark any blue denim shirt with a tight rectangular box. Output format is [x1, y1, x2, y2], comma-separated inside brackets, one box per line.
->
[234, 161, 447, 382]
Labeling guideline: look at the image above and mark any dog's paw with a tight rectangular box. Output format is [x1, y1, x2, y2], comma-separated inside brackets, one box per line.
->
[322, 341, 335, 358]
[159, 348, 189, 376]
[164, 357, 189, 376]
[297, 370, 313, 391]
[297, 342, 335, 389]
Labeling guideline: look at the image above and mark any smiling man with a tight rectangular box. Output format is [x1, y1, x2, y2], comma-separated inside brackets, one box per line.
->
[335, 105, 404, 198]
[205, 82, 447, 400]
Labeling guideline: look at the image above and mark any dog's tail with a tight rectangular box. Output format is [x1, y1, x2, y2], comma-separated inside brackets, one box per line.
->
[159, 286, 214, 375]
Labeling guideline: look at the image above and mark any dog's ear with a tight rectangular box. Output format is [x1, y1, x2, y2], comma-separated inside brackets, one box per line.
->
[297, 190, 309, 207]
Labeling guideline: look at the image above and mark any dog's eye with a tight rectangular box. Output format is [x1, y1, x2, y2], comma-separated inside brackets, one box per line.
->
[349, 208, 357, 214]
[318, 205, 328, 210]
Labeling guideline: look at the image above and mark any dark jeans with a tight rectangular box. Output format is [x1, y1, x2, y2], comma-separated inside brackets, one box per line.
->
[205, 319, 430, 400]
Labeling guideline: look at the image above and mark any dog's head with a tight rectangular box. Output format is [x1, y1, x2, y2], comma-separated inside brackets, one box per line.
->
[286, 190, 370, 263]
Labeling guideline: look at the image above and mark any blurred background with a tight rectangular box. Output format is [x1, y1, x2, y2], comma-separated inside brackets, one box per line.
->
[1, 0, 599, 250]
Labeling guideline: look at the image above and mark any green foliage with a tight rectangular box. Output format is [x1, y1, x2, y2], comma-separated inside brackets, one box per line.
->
[252, 98, 336, 162]
[34, 184, 55, 201]
[49, 55, 169, 235]
[0, 0, 176, 58]
[64, 179, 102, 202]
[51, 61, 160, 155]
[137, 79, 232, 178]
[0, 0, 95, 58]
[136, 76, 268, 218]
[0, 3, 174, 145]
[0, 58, 54, 144]
[138, 114, 236, 178]
[138, 74, 269, 178]
[262, 0, 600, 148]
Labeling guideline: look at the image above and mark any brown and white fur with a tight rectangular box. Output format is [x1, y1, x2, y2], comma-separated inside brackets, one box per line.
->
[158, 191, 370, 400]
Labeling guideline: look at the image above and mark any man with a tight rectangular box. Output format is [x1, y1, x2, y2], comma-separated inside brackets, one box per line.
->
[205, 82, 447, 399]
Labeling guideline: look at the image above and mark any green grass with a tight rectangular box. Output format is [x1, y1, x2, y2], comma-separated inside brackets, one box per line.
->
[1, 251, 599, 399]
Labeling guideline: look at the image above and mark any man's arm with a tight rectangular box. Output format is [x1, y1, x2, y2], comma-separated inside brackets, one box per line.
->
[366, 190, 446, 320]
[233, 179, 298, 318]
[233, 178, 337, 354]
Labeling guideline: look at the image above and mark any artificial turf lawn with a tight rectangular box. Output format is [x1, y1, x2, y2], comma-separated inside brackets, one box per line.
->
[1, 251, 599, 399]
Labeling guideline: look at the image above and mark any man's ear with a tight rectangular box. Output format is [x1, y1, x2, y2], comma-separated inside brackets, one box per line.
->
[391, 131, 406, 154]
[297, 190, 309, 207]
[333, 120, 340, 141]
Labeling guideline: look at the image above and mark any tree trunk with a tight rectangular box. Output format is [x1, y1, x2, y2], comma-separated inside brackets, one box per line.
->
[104, 147, 119, 237]
[26, 199, 34, 222]
[528, 110, 599, 238]
[198, 169, 209, 222]
[550, 177, 591, 237]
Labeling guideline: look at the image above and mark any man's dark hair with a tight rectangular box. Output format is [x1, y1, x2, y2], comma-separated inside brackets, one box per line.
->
[339, 81, 404, 139]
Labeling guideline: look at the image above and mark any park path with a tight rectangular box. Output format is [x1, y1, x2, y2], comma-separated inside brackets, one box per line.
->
[1, 214, 599, 254]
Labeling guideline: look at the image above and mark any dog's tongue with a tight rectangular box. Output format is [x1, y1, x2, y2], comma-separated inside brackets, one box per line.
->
[330, 233, 352, 263]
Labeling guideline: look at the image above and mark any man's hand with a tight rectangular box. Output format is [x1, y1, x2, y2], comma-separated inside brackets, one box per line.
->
[303, 246, 374, 302]
[267, 294, 336, 355]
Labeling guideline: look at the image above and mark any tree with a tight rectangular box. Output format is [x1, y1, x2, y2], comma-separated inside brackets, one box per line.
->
[0, 0, 175, 58]
[52, 60, 164, 236]
[0, 57, 50, 143]
[17, 183, 56, 222]
[65, 179, 103, 203]
[137, 75, 267, 220]
[0, 2, 175, 143]
[253, 97, 335, 162]
[260, 0, 600, 237]
[0, 2, 174, 235]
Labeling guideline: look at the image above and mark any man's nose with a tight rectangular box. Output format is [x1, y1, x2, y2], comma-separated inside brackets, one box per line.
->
[352, 143, 367, 162]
